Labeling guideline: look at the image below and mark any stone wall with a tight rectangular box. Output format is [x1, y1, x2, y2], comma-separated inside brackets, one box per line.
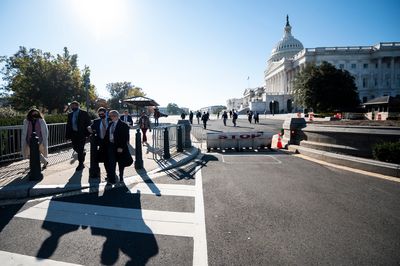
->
[300, 124, 400, 158]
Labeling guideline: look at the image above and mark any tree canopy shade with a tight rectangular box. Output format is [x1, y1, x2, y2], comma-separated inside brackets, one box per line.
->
[292, 61, 360, 113]
[0, 47, 97, 113]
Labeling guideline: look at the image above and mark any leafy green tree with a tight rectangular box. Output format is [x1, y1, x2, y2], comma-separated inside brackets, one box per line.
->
[293, 61, 360, 112]
[166, 103, 183, 115]
[106, 82, 145, 110]
[212, 105, 226, 114]
[0, 47, 96, 113]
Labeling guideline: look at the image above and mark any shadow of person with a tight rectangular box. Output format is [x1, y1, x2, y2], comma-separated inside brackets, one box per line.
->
[91, 186, 159, 265]
[137, 169, 161, 196]
[36, 170, 84, 259]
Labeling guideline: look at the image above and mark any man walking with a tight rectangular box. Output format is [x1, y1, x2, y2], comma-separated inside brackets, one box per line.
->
[222, 111, 228, 126]
[104, 110, 132, 184]
[232, 111, 238, 127]
[189, 111, 194, 124]
[201, 112, 209, 129]
[66, 101, 91, 171]
[89, 107, 109, 171]
[120, 110, 133, 127]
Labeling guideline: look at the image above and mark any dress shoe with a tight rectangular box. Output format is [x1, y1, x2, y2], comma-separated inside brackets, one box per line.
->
[42, 161, 49, 170]
[76, 164, 85, 171]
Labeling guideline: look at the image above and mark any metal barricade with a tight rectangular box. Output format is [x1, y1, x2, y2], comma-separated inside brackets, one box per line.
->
[151, 124, 182, 160]
[0, 123, 71, 163]
[206, 131, 273, 152]
[0, 125, 23, 163]
[190, 125, 204, 148]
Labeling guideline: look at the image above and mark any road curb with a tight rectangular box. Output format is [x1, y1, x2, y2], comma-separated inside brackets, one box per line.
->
[288, 145, 400, 178]
[0, 147, 200, 201]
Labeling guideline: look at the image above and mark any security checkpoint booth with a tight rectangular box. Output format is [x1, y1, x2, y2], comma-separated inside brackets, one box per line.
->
[206, 131, 274, 152]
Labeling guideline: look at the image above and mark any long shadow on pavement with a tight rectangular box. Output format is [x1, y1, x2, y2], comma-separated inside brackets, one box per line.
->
[90, 185, 159, 266]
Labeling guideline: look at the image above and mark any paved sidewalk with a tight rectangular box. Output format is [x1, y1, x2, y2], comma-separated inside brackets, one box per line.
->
[0, 128, 200, 200]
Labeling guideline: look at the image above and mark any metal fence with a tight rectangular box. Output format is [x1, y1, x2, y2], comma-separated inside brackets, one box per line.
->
[190, 125, 204, 148]
[0, 123, 71, 163]
[151, 124, 182, 160]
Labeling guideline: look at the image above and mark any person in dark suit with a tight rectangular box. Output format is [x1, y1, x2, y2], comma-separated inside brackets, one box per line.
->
[66, 101, 91, 171]
[120, 110, 133, 127]
[89, 107, 109, 170]
[104, 110, 133, 184]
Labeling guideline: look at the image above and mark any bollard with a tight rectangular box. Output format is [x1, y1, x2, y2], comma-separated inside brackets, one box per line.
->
[135, 128, 143, 169]
[163, 127, 171, 159]
[29, 132, 43, 181]
[89, 132, 100, 178]
[177, 125, 183, 152]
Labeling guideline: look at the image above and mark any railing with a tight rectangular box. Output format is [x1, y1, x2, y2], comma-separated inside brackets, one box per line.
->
[190, 125, 204, 148]
[151, 124, 181, 160]
[0, 123, 70, 163]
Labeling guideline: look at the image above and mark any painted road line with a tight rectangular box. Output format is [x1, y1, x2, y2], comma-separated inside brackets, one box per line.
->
[193, 166, 208, 266]
[294, 154, 400, 183]
[222, 154, 282, 164]
[0, 250, 82, 266]
[16, 200, 196, 237]
[128, 183, 196, 197]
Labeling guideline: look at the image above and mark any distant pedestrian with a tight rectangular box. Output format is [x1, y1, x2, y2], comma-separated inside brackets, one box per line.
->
[189, 111, 194, 124]
[104, 110, 132, 184]
[229, 110, 232, 118]
[232, 111, 238, 127]
[217, 112, 220, 119]
[201, 112, 209, 129]
[120, 110, 133, 127]
[138, 111, 151, 144]
[21, 108, 49, 170]
[66, 101, 91, 171]
[196, 111, 201, 124]
[222, 111, 228, 126]
[254, 112, 259, 124]
[247, 111, 253, 124]
[154, 108, 161, 126]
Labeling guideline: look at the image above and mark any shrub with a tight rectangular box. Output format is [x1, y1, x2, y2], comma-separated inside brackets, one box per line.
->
[0, 116, 25, 126]
[0, 114, 68, 126]
[44, 114, 68, 124]
[0, 107, 20, 119]
[372, 141, 400, 164]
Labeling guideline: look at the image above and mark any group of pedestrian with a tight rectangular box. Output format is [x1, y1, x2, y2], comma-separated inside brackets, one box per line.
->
[21, 101, 153, 185]
[246, 110, 260, 124]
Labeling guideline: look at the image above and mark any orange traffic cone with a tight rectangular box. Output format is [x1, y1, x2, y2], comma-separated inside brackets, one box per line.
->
[277, 133, 283, 149]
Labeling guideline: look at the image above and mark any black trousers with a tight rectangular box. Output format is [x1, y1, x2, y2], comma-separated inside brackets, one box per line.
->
[71, 132, 86, 164]
[106, 143, 125, 181]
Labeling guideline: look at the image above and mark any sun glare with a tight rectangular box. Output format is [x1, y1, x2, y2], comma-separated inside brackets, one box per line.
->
[71, 0, 128, 39]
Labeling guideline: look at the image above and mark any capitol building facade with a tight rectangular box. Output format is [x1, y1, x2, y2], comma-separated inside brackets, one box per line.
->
[227, 16, 400, 114]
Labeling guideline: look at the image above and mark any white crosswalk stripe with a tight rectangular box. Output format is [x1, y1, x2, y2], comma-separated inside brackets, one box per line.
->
[13, 166, 208, 265]
[0, 250, 83, 266]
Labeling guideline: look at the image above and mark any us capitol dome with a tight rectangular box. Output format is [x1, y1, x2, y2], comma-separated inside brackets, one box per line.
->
[268, 15, 303, 63]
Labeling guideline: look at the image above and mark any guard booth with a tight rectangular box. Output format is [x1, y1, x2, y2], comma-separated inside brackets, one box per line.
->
[206, 131, 273, 152]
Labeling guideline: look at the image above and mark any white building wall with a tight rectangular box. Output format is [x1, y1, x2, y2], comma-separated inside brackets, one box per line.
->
[264, 43, 400, 112]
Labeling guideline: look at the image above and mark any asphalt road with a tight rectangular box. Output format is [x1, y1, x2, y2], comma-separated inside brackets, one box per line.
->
[0, 118, 399, 265]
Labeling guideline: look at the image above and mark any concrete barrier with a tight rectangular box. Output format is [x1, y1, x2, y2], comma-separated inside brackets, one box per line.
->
[206, 131, 273, 152]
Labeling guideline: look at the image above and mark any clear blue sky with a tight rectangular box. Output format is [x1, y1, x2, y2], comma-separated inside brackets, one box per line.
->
[1, 0, 399, 110]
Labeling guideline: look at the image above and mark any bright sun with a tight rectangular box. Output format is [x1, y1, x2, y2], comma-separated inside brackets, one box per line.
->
[71, 0, 128, 39]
